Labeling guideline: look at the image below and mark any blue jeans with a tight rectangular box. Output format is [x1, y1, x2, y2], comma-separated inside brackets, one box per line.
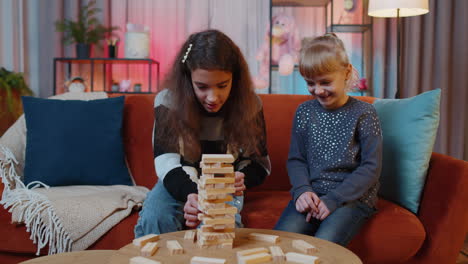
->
[274, 199, 375, 246]
[134, 181, 244, 238]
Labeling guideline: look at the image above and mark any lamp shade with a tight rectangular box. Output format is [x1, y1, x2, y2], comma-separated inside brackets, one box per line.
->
[368, 0, 429, 17]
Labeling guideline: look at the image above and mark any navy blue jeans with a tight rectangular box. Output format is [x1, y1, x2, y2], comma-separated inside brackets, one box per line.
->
[134, 181, 244, 238]
[274, 199, 375, 246]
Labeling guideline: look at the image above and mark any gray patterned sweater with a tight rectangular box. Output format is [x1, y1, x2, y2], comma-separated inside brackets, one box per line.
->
[288, 97, 382, 213]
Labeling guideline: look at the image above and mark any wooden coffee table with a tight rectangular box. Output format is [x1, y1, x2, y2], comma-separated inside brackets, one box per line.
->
[20, 250, 115, 264]
[110, 228, 362, 264]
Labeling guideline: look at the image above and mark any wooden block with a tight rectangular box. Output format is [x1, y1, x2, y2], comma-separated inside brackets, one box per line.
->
[200, 225, 235, 233]
[285, 252, 320, 264]
[133, 234, 160, 247]
[198, 200, 226, 211]
[238, 252, 272, 264]
[203, 187, 236, 195]
[206, 204, 238, 215]
[198, 238, 234, 245]
[199, 231, 235, 240]
[202, 166, 234, 174]
[269, 246, 286, 263]
[200, 177, 235, 185]
[248, 233, 280, 244]
[191, 256, 226, 264]
[129, 256, 161, 264]
[184, 230, 196, 241]
[202, 215, 235, 226]
[198, 191, 229, 200]
[292, 239, 318, 254]
[167, 240, 184, 255]
[199, 195, 233, 204]
[236, 247, 269, 258]
[201, 154, 235, 163]
[212, 224, 235, 230]
[140, 242, 158, 257]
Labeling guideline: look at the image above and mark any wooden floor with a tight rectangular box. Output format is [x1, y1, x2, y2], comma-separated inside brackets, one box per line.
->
[457, 236, 468, 264]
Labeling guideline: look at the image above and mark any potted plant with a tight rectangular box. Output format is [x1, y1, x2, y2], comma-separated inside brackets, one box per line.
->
[54, 0, 119, 58]
[0, 67, 33, 135]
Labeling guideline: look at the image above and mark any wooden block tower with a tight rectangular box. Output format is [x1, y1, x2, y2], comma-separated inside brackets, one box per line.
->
[197, 154, 237, 249]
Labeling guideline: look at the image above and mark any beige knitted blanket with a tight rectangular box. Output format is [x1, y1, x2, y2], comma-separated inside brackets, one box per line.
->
[0, 92, 148, 255]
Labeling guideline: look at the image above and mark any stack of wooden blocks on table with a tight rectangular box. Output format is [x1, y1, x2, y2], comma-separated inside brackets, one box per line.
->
[197, 154, 237, 249]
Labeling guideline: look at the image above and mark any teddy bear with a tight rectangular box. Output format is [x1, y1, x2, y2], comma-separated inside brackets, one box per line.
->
[254, 13, 301, 89]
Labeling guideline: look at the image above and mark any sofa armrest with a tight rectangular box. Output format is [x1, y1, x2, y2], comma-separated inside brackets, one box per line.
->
[410, 152, 468, 264]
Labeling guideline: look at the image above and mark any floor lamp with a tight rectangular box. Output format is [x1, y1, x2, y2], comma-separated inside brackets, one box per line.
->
[368, 0, 429, 98]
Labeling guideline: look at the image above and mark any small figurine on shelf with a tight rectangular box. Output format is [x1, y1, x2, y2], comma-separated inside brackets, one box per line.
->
[65, 77, 87, 93]
[119, 79, 131, 92]
[133, 83, 142, 92]
[111, 81, 120, 92]
[107, 37, 119, 58]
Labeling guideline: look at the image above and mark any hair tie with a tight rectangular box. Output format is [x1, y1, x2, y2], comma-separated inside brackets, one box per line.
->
[181, 43, 193, 63]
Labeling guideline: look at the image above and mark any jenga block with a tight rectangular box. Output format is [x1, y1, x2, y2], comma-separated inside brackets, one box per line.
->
[198, 191, 229, 200]
[199, 231, 235, 240]
[133, 234, 160, 247]
[269, 246, 286, 263]
[200, 177, 235, 185]
[198, 238, 234, 245]
[140, 242, 159, 257]
[199, 195, 233, 204]
[206, 204, 238, 215]
[202, 166, 234, 174]
[285, 252, 320, 264]
[198, 200, 226, 211]
[202, 154, 235, 163]
[202, 216, 235, 226]
[238, 252, 272, 264]
[292, 239, 318, 254]
[130, 256, 161, 264]
[248, 233, 280, 244]
[203, 187, 236, 195]
[212, 223, 235, 230]
[184, 230, 196, 241]
[191, 256, 226, 264]
[167, 240, 184, 255]
[236, 247, 269, 258]
[200, 225, 235, 233]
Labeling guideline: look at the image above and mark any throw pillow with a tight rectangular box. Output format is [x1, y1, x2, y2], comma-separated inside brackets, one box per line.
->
[0, 92, 109, 181]
[22, 96, 133, 186]
[373, 89, 441, 214]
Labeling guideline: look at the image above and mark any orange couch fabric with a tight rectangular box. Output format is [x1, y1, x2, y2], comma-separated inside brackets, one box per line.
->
[0, 94, 467, 264]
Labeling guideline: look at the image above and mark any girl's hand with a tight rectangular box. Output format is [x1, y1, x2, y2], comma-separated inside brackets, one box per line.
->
[316, 201, 330, 220]
[184, 193, 201, 228]
[296, 192, 320, 214]
[234, 171, 246, 196]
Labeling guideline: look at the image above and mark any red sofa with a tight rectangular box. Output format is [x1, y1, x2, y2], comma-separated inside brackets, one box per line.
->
[1, 94, 467, 264]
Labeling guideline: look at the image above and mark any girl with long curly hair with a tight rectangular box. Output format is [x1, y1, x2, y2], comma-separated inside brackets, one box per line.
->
[134, 29, 271, 237]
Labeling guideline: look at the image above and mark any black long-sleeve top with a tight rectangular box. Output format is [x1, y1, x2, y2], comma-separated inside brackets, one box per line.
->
[153, 90, 271, 202]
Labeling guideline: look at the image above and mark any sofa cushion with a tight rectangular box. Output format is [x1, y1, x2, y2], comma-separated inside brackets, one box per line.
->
[243, 191, 291, 228]
[22, 96, 133, 186]
[373, 89, 441, 213]
[244, 191, 425, 263]
[349, 199, 426, 263]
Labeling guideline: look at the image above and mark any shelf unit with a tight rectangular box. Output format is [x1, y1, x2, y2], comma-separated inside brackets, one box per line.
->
[53, 58, 160, 95]
[268, 0, 373, 95]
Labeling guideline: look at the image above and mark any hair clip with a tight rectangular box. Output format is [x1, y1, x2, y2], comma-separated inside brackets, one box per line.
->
[181, 43, 193, 63]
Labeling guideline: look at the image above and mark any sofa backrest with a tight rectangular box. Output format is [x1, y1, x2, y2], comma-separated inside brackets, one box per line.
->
[114, 93, 376, 191]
